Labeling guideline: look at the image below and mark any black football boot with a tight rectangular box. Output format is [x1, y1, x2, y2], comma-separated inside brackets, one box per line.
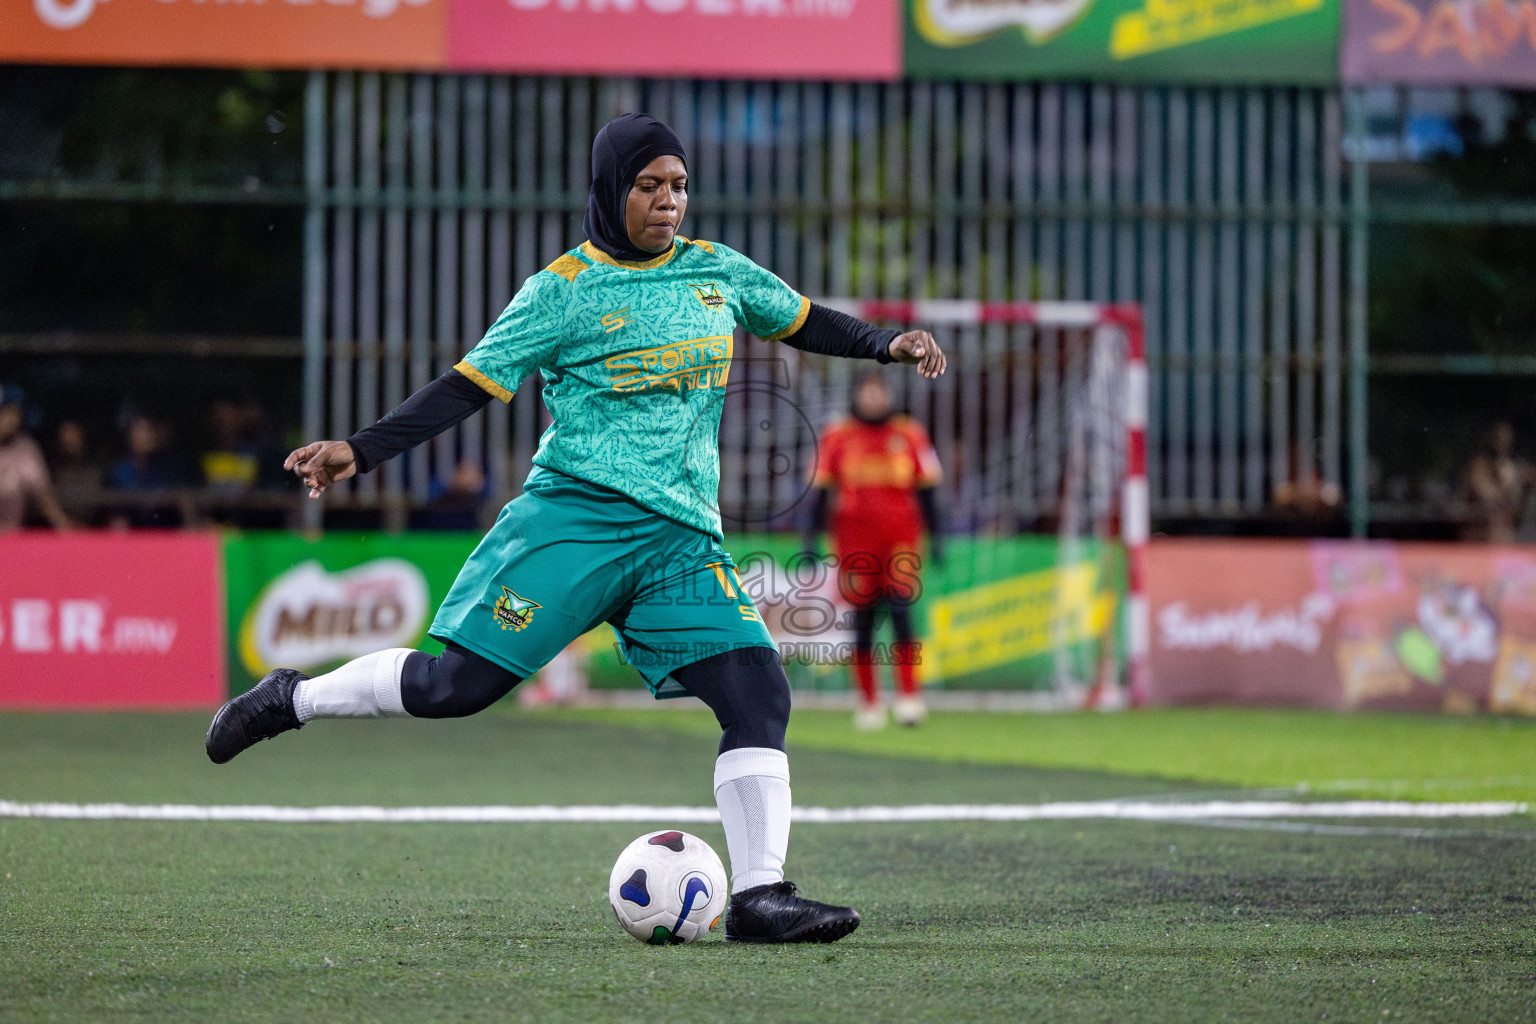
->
[205, 668, 307, 764]
[724, 881, 861, 944]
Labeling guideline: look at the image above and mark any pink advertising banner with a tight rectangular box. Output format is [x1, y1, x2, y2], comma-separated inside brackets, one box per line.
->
[1148, 538, 1536, 714]
[1343, 0, 1536, 84]
[0, 532, 225, 709]
[447, 0, 900, 79]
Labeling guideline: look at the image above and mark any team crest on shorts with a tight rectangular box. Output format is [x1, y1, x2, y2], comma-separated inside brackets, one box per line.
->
[492, 587, 542, 632]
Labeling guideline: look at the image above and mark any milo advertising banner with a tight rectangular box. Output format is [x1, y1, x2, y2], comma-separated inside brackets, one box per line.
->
[907, 0, 1340, 83]
[225, 533, 481, 695]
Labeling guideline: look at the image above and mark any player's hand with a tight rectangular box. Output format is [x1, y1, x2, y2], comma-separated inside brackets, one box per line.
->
[888, 330, 947, 379]
[284, 440, 357, 498]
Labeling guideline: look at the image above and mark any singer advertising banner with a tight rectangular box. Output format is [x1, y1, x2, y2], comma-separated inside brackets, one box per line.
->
[0, 532, 224, 709]
[1, 0, 898, 78]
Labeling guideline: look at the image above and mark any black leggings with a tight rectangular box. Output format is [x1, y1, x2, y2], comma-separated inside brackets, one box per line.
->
[401, 642, 791, 754]
[851, 602, 916, 653]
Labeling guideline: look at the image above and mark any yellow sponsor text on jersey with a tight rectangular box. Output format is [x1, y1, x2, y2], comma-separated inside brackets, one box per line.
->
[606, 335, 733, 394]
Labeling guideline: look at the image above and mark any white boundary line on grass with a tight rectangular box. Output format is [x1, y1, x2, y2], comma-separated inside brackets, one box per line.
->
[0, 799, 1526, 824]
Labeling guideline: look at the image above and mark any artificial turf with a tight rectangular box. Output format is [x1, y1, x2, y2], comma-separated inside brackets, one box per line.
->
[570, 705, 1536, 805]
[1, 709, 1533, 1023]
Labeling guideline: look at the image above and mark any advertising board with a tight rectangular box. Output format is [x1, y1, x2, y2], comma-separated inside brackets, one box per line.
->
[1342, 0, 1536, 85]
[1147, 538, 1536, 714]
[224, 532, 479, 695]
[906, 0, 1340, 83]
[0, 0, 895, 77]
[728, 533, 1123, 692]
[0, 532, 224, 709]
[448, 0, 901, 79]
[0, 0, 444, 70]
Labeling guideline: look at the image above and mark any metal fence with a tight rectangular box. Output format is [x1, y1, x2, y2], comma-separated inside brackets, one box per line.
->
[302, 72, 1366, 532]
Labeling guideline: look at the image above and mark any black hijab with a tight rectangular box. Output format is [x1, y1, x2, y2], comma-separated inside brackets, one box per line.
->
[583, 113, 689, 263]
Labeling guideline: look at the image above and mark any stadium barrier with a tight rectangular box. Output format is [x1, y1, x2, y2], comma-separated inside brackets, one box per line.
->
[5, 531, 1535, 715]
[224, 532, 1124, 698]
[0, 531, 1125, 707]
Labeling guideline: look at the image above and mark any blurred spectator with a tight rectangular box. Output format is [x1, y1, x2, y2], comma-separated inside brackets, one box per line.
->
[1274, 441, 1343, 519]
[409, 460, 488, 531]
[201, 397, 260, 494]
[1460, 421, 1534, 543]
[0, 385, 71, 533]
[108, 415, 188, 491]
[49, 419, 103, 489]
[240, 400, 291, 490]
[107, 413, 191, 527]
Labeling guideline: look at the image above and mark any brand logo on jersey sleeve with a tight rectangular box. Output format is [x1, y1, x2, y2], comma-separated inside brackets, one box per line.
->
[492, 587, 542, 631]
[601, 307, 633, 333]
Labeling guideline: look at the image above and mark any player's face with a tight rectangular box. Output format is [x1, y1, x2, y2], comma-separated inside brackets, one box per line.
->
[0, 404, 20, 443]
[625, 155, 687, 254]
[854, 379, 892, 421]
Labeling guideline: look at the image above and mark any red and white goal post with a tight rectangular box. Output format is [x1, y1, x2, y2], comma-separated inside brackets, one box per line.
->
[815, 299, 1149, 708]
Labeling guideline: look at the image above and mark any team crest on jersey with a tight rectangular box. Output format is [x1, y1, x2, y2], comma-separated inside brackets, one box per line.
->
[492, 587, 541, 631]
[687, 283, 727, 311]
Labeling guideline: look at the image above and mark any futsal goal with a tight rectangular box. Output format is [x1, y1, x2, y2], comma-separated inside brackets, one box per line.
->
[721, 300, 1148, 708]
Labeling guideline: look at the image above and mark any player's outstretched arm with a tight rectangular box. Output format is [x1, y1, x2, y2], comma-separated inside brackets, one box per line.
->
[285, 369, 494, 497]
[775, 304, 947, 380]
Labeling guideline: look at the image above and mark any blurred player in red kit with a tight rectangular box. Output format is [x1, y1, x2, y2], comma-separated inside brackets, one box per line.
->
[804, 372, 943, 730]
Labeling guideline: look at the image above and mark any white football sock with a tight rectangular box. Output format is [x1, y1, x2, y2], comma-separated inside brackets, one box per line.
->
[713, 746, 792, 894]
[292, 648, 412, 722]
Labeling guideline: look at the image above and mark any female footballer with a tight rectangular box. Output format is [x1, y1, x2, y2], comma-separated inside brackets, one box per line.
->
[205, 113, 946, 945]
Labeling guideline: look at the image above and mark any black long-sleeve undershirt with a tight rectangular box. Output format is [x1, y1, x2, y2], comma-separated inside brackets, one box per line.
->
[778, 303, 898, 363]
[343, 302, 897, 476]
[345, 369, 491, 475]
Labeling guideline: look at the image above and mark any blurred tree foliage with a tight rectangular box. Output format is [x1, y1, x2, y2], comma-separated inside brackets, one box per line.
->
[0, 66, 305, 337]
[0, 65, 304, 185]
[0, 67, 309, 457]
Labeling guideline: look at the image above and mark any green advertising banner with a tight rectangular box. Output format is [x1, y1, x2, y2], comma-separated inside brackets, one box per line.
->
[906, 0, 1339, 83]
[224, 533, 481, 696]
[223, 531, 1125, 697]
[721, 533, 1125, 694]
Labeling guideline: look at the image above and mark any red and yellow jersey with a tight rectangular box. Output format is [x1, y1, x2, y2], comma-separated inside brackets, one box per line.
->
[812, 415, 941, 538]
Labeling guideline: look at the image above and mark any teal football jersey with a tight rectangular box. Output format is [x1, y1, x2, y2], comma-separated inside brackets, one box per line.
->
[455, 237, 809, 540]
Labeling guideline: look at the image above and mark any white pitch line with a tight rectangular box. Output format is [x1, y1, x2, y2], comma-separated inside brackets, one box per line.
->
[0, 799, 1526, 824]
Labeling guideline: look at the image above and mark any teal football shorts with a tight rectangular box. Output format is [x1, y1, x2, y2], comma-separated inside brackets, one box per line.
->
[429, 466, 773, 698]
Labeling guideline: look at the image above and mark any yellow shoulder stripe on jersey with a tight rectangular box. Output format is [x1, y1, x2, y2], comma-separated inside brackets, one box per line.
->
[685, 237, 716, 255]
[545, 253, 591, 283]
[764, 295, 812, 341]
[454, 360, 514, 404]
